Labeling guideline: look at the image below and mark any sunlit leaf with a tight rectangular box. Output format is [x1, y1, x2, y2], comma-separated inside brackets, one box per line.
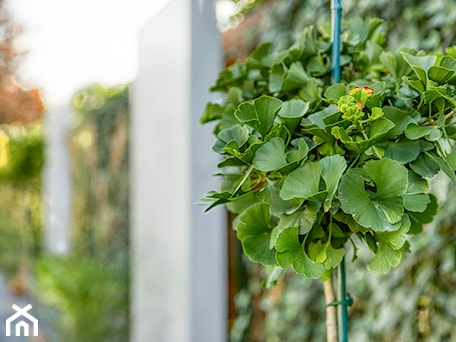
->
[253, 137, 288, 171]
[212, 124, 250, 153]
[277, 99, 310, 133]
[401, 52, 436, 84]
[320, 154, 347, 211]
[280, 162, 327, 201]
[236, 203, 277, 265]
[405, 123, 442, 141]
[235, 95, 283, 137]
[283, 62, 309, 91]
[383, 140, 421, 164]
[367, 216, 410, 273]
[275, 227, 325, 278]
[269, 63, 286, 93]
[324, 83, 347, 103]
[339, 159, 408, 231]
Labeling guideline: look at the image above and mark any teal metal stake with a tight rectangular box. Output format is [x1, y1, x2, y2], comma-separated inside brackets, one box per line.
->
[330, 1, 350, 341]
[338, 258, 350, 342]
[331, 0, 342, 83]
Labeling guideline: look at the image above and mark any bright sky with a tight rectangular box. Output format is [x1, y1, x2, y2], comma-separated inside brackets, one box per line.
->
[7, 0, 171, 107]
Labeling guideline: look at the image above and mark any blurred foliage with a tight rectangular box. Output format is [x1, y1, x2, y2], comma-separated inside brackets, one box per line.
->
[225, 0, 456, 62]
[35, 84, 130, 341]
[0, 123, 43, 282]
[0, 124, 44, 183]
[71, 84, 129, 257]
[35, 255, 129, 342]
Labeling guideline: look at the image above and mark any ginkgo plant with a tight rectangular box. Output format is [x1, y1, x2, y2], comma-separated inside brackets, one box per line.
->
[200, 15, 456, 338]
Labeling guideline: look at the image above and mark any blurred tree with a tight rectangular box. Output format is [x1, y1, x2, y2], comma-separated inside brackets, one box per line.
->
[0, 0, 44, 124]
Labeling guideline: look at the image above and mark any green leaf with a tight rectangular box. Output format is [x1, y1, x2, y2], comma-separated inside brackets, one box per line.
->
[367, 216, 410, 273]
[286, 138, 309, 163]
[253, 137, 288, 171]
[269, 63, 286, 93]
[292, 26, 319, 59]
[283, 62, 309, 91]
[277, 99, 310, 119]
[407, 170, 429, 193]
[236, 203, 277, 265]
[324, 244, 345, 269]
[346, 16, 383, 45]
[324, 83, 347, 103]
[247, 42, 272, 68]
[405, 123, 442, 141]
[382, 106, 417, 137]
[298, 77, 322, 107]
[365, 159, 408, 202]
[428, 65, 454, 84]
[339, 159, 408, 231]
[280, 162, 327, 201]
[213, 124, 250, 154]
[276, 202, 319, 235]
[404, 193, 430, 212]
[235, 96, 283, 137]
[308, 241, 327, 263]
[401, 52, 436, 84]
[380, 50, 412, 85]
[275, 227, 303, 268]
[269, 190, 303, 217]
[275, 227, 325, 278]
[307, 55, 328, 76]
[408, 194, 438, 234]
[410, 153, 440, 177]
[383, 140, 421, 164]
[277, 99, 310, 133]
[320, 154, 347, 211]
[333, 117, 394, 153]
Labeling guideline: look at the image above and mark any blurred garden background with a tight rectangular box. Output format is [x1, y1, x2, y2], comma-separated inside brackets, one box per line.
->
[0, 0, 454, 341]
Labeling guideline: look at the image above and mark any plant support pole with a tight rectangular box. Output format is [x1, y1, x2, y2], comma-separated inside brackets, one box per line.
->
[331, 0, 342, 84]
[331, 1, 350, 342]
[338, 258, 350, 342]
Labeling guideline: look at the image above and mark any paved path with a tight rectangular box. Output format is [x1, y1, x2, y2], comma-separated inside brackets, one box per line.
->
[0, 274, 30, 342]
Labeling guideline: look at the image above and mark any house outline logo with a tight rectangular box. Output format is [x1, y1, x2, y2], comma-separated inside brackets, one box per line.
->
[5, 304, 39, 337]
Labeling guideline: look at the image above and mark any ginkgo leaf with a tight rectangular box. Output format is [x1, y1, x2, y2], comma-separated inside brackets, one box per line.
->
[253, 137, 288, 171]
[275, 227, 325, 278]
[277, 99, 310, 132]
[339, 159, 408, 231]
[280, 162, 327, 201]
[236, 203, 277, 265]
[212, 124, 250, 154]
[401, 52, 436, 84]
[235, 96, 283, 137]
[367, 216, 410, 273]
[320, 154, 347, 211]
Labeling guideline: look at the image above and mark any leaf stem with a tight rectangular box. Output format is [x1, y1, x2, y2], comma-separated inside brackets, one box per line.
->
[423, 109, 455, 126]
[230, 165, 253, 197]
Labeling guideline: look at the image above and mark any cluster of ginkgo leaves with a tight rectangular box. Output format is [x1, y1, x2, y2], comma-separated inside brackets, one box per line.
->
[200, 17, 456, 279]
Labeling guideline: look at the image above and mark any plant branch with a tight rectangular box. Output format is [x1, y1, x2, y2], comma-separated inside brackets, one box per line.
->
[324, 276, 338, 342]
[423, 109, 455, 126]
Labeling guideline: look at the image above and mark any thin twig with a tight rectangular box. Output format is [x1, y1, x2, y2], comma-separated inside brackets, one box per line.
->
[423, 109, 455, 126]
